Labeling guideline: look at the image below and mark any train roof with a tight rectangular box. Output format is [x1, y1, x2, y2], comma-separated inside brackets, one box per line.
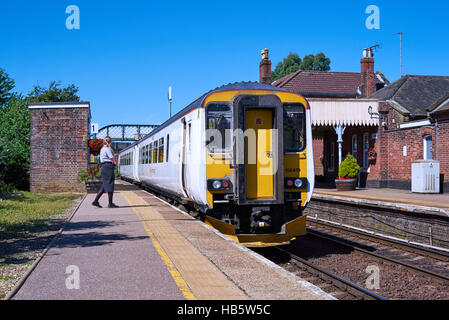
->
[119, 82, 290, 154]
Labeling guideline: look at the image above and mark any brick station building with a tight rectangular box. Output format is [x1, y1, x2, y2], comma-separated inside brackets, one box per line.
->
[259, 49, 449, 192]
[29, 102, 91, 193]
[260, 48, 386, 184]
[368, 76, 449, 192]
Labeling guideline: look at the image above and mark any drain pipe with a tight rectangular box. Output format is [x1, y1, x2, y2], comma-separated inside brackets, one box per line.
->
[435, 119, 439, 161]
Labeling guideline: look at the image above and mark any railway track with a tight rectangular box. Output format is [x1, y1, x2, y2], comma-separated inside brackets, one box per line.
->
[306, 218, 449, 282]
[136, 186, 449, 299]
[140, 187, 386, 300]
[264, 247, 387, 300]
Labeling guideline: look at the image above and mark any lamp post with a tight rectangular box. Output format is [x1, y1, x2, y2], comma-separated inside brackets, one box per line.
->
[168, 86, 172, 118]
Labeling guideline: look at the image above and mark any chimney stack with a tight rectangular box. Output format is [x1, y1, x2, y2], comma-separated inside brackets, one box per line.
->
[360, 48, 376, 97]
[259, 48, 272, 84]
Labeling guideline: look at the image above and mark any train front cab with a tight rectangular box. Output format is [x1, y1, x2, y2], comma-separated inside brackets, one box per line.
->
[204, 90, 313, 246]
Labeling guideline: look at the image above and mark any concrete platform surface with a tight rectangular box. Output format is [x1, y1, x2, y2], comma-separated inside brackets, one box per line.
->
[12, 181, 332, 300]
[315, 188, 449, 216]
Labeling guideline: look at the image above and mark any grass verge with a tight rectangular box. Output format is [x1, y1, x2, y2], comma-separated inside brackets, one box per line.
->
[0, 192, 83, 299]
[0, 192, 82, 239]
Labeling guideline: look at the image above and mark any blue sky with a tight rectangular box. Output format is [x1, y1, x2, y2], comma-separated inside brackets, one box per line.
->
[1, 0, 449, 127]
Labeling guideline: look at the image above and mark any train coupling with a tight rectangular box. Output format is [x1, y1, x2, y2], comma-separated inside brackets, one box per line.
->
[250, 207, 271, 232]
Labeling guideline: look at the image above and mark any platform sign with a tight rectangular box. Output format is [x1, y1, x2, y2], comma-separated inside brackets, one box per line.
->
[91, 123, 99, 134]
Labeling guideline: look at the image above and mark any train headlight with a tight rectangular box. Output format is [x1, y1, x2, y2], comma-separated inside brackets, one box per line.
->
[285, 178, 307, 189]
[208, 179, 233, 191]
[212, 180, 222, 189]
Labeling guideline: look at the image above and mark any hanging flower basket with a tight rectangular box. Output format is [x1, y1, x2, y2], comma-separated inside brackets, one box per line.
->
[367, 147, 377, 161]
[89, 138, 104, 156]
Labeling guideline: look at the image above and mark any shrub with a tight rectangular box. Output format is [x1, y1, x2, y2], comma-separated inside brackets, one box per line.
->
[77, 164, 101, 182]
[338, 154, 360, 179]
[0, 179, 15, 200]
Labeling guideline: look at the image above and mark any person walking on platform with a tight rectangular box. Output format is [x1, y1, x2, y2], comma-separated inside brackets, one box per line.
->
[92, 136, 119, 208]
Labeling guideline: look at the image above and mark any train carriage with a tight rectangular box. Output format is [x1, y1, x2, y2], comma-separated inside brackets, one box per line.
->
[119, 82, 314, 246]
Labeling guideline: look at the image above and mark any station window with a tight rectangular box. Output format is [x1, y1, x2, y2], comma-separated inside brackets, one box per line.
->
[159, 137, 164, 163]
[363, 133, 369, 168]
[423, 135, 433, 160]
[206, 103, 232, 153]
[283, 103, 306, 152]
[329, 142, 335, 172]
[352, 134, 358, 160]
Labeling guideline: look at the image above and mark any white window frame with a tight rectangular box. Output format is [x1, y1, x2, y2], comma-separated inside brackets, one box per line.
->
[423, 135, 433, 160]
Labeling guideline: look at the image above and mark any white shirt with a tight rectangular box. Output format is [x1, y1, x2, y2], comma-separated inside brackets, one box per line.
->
[100, 146, 114, 163]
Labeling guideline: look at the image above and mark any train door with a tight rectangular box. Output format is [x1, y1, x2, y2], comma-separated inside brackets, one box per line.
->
[245, 109, 274, 199]
[233, 95, 284, 205]
[133, 146, 139, 181]
[181, 118, 192, 199]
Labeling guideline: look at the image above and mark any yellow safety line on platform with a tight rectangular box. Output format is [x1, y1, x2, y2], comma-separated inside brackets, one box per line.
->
[121, 192, 196, 300]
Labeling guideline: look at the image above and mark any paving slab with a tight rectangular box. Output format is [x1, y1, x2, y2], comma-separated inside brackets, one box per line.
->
[12, 181, 332, 300]
[315, 188, 449, 217]
[13, 192, 184, 300]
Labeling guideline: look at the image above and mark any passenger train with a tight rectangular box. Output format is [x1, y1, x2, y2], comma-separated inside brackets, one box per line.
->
[118, 82, 314, 246]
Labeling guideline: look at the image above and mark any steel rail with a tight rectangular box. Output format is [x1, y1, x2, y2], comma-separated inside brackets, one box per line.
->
[307, 219, 449, 262]
[274, 247, 387, 300]
[306, 227, 449, 284]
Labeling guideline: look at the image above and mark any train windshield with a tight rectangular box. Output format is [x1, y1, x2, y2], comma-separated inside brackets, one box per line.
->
[206, 103, 232, 153]
[284, 103, 306, 152]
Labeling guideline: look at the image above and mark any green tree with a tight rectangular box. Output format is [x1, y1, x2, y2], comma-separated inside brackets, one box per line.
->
[0, 69, 15, 106]
[271, 52, 331, 81]
[299, 54, 315, 71]
[310, 52, 331, 71]
[0, 69, 82, 192]
[27, 81, 80, 103]
[0, 95, 30, 191]
[271, 53, 302, 81]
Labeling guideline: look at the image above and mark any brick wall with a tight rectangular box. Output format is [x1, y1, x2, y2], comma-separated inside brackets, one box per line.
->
[305, 197, 449, 249]
[435, 111, 449, 184]
[366, 104, 449, 192]
[29, 104, 90, 193]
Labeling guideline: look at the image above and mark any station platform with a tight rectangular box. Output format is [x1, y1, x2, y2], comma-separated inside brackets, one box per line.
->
[314, 188, 449, 217]
[12, 181, 332, 300]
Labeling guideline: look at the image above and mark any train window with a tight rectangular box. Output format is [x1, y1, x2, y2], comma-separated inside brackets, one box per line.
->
[153, 141, 158, 163]
[149, 143, 153, 163]
[283, 103, 306, 152]
[146, 145, 150, 164]
[166, 135, 169, 162]
[206, 103, 232, 153]
[159, 138, 164, 163]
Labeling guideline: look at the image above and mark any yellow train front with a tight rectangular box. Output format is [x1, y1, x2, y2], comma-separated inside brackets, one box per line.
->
[203, 82, 314, 246]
